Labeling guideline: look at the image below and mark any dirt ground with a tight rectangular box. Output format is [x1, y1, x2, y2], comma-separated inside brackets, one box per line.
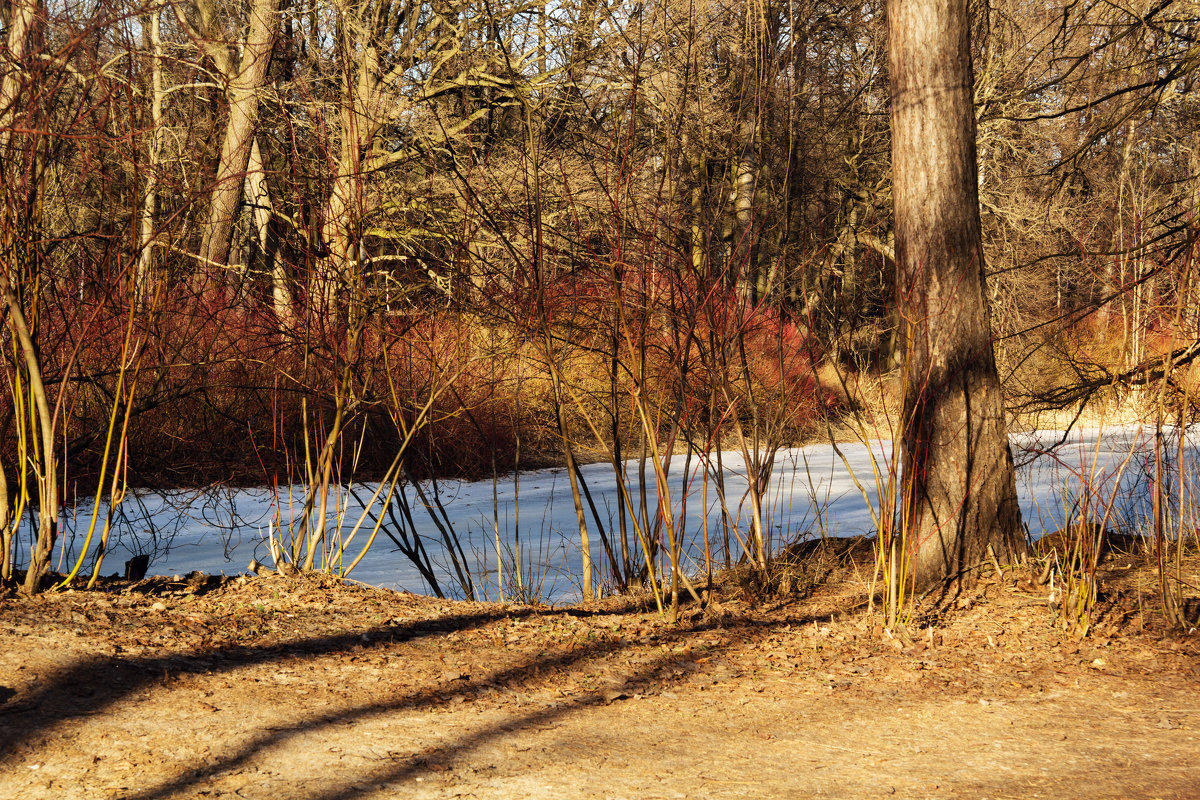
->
[2, 544, 1198, 800]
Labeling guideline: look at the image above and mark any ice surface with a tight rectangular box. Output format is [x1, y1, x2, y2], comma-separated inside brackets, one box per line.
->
[13, 425, 1199, 602]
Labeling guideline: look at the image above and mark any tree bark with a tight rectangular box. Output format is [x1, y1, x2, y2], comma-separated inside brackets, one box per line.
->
[245, 135, 293, 322]
[0, 0, 37, 153]
[196, 0, 280, 271]
[314, 14, 386, 312]
[733, 113, 758, 301]
[134, 5, 164, 307]
[888, 0, 1024, 589]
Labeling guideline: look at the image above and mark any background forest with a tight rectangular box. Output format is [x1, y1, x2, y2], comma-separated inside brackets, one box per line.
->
[2, 0, 1199, 610]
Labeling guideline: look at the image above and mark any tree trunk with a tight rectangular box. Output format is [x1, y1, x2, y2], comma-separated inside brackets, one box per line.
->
[733, 113, 758, 302]
[887, 0, 1024, 589]
[134, 5, 164, 307]
[245, 136, 293, 322]
[0, 0, 37, 152]
[316, 31, 386, 313]
[197, 0, 280, 270]
[1, 269, 58, 595]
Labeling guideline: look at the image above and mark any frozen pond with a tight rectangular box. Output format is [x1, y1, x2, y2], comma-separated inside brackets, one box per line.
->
[13, 425, 1200, 602]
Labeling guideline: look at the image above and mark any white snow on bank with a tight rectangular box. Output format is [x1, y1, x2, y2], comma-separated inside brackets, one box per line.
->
[14, 425, 1199, 602]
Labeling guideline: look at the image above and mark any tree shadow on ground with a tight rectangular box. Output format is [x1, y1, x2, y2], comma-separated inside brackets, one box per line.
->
[0, 606, 533, 754]
[124, 632, 735, 799]
[2, 597, 832, 799]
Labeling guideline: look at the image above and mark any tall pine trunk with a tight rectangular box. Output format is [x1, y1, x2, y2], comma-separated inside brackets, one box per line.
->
[887, 0, 1024, 589]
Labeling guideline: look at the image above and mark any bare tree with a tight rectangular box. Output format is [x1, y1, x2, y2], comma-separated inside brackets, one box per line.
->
[178, 0, 282, 272]
[887, 0, 1024, 588]
[1, 0, 62, 595]
[134, 2, 165, 307]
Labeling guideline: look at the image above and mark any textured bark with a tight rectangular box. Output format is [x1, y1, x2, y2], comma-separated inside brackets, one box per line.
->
[0, 0, 38, 152]
[315, 22, 386, 311]
[196, 0, 280, 270]
[733, 113, 758, 301]
[731, 2, 765, 303]
[887, 0, 1024, 588]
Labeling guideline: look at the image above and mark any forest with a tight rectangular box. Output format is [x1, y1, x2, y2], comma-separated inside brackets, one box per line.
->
[2, 1, 1199, 796]
[1, 0, 1199, 628]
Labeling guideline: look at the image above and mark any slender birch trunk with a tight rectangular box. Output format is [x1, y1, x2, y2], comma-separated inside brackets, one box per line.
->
[733, 113, 758, 300]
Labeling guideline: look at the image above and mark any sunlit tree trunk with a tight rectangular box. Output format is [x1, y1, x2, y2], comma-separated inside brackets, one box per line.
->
[0, 0, 38, 153]
[733, 113, 758, 301]
[731, 2, 765, 303]
[134, 5, 164, 307]
[317, 101, 365, 311]
[313, 10, 393, 313]
[245, 136, 293, 322]
[195, 0, 280, 271]
[888, 0, 1024, 589]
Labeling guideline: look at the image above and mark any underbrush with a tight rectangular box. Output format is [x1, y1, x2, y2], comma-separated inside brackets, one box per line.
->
[714, 536, 874, 605]
[699, 526, 1200, 638]
[19, 289, 836, 492]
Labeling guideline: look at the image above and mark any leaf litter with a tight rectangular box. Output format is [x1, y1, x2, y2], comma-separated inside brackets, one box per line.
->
[0, 551, 1197, 799]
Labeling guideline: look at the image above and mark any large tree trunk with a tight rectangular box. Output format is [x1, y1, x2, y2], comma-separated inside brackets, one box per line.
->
[196, 0, 280, 270]
[887, 0, 1024, 589]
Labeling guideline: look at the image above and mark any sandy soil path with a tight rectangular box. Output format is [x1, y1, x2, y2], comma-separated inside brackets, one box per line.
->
[2, 571, 1197, 799]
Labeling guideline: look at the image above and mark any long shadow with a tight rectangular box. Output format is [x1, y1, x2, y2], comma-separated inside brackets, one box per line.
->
[115, 610, 827, 800]
[0, 606, 537, 755]
[3, 598, 832, 798]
